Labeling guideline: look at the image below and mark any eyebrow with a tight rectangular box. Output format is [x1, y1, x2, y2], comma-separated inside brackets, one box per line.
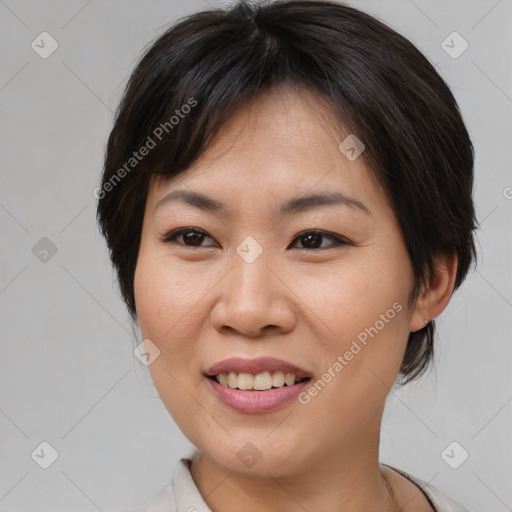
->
[153, 189, 371, 216]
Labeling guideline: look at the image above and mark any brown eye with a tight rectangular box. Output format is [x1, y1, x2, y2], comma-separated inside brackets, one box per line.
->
[290, 230, 348, 250]
[160, 228, 349, 250]
[160, 227, 217, 247]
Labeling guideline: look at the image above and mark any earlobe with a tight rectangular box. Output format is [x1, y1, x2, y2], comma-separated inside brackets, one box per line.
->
[409, 251, 458, 332]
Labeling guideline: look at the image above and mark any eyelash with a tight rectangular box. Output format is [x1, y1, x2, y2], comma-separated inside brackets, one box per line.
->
[159, 227, 350, 250]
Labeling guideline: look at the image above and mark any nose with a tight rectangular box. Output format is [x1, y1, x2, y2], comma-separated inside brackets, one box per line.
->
[210, 252, 297, 338]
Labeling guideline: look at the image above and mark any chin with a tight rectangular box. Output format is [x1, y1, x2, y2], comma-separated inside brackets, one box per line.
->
[192, 431, 313, 478]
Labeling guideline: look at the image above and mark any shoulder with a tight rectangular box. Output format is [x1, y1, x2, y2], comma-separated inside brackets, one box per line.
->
[390, 466, 475, 512]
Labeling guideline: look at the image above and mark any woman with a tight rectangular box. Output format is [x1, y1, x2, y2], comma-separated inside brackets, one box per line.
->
[96, 1, 477, 510]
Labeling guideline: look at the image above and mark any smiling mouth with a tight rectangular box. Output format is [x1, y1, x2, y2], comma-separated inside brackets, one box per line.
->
[207, 371, 311, 391]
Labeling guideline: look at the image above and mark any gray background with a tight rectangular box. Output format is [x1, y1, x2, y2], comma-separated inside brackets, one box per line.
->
[1, 0, 511, 510]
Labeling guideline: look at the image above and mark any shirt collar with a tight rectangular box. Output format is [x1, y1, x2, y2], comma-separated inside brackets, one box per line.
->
[173, 457, 213, 512]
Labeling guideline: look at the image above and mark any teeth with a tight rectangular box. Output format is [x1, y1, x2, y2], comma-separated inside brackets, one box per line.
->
[214, 371, 306, 390]
[284, 373, 295, 386]
[254, 371, 272, 390]
[227, 372, 238, 388]
[272, 371, 285, 387]
[238, 372, 254, 390]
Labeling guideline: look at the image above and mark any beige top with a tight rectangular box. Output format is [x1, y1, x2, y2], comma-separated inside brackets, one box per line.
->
[134, 458, 474, 512]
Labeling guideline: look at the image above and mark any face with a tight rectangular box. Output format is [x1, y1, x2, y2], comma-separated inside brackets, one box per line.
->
[134, 86, 418, 478]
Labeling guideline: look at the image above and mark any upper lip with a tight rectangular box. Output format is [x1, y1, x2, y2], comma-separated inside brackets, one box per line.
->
[205, 357, 311, 379]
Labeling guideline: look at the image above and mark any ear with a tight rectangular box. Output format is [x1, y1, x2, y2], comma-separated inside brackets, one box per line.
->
[409, 251, 458, 333]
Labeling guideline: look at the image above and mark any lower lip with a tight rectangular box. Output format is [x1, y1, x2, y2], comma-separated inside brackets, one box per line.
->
[206, 376, 310, 413]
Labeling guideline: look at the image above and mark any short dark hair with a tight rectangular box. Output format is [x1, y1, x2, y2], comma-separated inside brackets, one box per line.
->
[96, 0, 477, 383]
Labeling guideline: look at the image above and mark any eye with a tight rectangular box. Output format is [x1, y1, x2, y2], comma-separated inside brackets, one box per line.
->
[289, 230, 349, 250]
[160, 227, 349, 250]
[159, 227, 218, 247]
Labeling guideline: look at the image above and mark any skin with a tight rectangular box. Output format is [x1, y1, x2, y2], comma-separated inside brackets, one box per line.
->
[134, 85, 457, 512]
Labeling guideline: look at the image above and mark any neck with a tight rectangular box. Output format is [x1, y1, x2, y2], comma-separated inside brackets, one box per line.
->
[189, 411, 398, 512]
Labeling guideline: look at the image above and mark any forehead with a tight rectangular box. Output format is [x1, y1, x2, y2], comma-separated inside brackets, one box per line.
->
[147, 86, 383, 211]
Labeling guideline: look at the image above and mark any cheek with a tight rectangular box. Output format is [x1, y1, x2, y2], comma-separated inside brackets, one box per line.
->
[302, 248, 414, 397]
[133, 250, 203, 389]
[134, 250, 208, 339]
[301, 251, 412, 343]
[292, 269, 411, 446]
[134, 251, 211, 431]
